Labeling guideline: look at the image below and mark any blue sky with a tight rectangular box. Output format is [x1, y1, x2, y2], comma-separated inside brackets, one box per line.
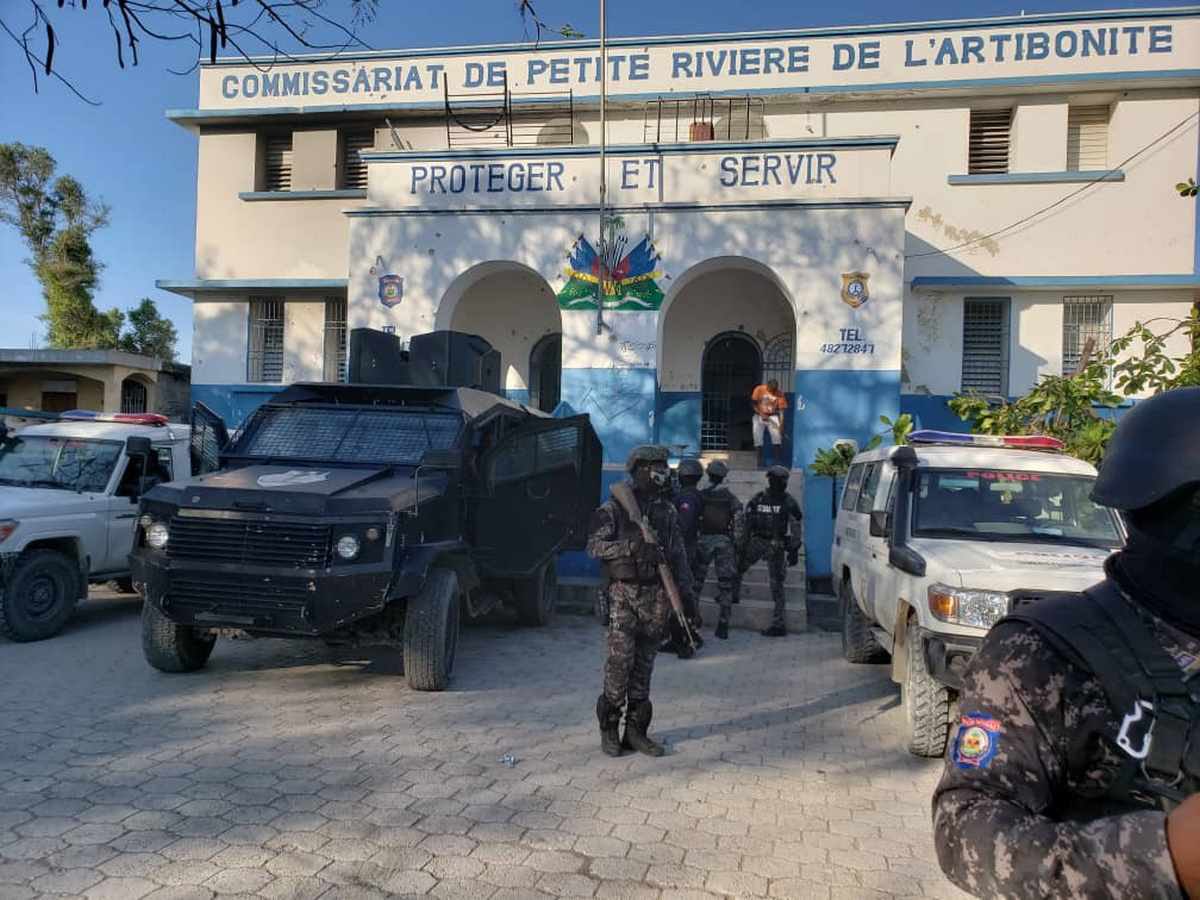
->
[0, 0, 1192, 361]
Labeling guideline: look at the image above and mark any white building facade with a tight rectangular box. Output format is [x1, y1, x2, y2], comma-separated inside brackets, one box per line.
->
[164, 6, 1200, 474]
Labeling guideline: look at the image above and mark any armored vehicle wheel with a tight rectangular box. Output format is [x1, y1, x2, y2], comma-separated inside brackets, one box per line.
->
[0, 549, 78, 642]
[515, 562, 557, 627]
[404, 567, 461, 691]
[902, 616, 954, 757]
[142, 602, 216, 672]
[841, 580, 888, 664]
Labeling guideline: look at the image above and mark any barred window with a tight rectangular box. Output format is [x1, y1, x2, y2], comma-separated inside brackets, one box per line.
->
[961, 298, 1011, 396]
[339, 128, 374, 190]
[968, 108, 1012, 175]
[247, 298, 285, 383]
[263, 133, 293, 191]
[1066, 105, 1110, 171]
[1062, 295, 1113, 375]
[323, 297, 348, 383]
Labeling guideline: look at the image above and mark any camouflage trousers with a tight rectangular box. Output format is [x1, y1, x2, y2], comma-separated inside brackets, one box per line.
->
[603, 581, 670, 707]
[695, 534, 738, 624]
[740, 537, 787, 628]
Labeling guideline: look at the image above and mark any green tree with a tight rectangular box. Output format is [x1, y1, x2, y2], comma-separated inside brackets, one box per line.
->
[0, 142, 120, 349]
[948, 310, 1200, 464]
[119, 299, 178, 362]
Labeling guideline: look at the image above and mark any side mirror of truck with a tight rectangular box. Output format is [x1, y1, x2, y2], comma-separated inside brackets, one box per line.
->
[125, 436, 153, 459]
[869, 510, 892, 538]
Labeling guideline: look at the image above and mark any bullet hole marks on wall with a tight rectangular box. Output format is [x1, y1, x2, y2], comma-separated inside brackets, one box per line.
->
[915, 296, 942, 352]
[916, 207, 1001, 256]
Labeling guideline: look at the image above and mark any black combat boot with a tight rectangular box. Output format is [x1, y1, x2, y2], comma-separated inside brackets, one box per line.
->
[596, 696, 623, 757]
[715, 620, 729, 640]
[623, 700, 666, 757]
[761, 624, 787, 637]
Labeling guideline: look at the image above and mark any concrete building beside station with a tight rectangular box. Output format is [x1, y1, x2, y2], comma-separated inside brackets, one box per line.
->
[162, 6, 1200, 478]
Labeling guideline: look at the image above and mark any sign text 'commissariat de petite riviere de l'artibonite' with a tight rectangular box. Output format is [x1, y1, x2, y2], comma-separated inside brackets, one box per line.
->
[203, 14, 1193, 105]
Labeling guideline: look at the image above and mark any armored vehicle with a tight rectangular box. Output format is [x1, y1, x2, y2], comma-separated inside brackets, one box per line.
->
[131, 331, 601, 690]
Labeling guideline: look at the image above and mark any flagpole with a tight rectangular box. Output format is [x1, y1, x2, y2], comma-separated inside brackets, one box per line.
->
[595, 0, 608, 335]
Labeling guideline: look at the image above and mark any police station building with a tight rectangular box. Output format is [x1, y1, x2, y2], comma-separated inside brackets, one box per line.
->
[162, 6, 1200, 476]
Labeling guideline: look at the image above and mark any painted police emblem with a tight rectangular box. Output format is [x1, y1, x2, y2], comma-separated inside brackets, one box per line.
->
[257, 470, 331, 488]
[378, 274, 404, 308]
[840, 272, 870, 309]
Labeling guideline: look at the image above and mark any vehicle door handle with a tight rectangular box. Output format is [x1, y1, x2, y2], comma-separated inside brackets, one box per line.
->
[114, 513, 137, 520]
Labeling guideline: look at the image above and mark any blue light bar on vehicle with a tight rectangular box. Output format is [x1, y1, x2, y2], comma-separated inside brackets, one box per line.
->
[908, 430, 1064, 451]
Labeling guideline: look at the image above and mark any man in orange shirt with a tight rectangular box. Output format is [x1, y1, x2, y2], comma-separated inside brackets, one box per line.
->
[750, 379, 787, 467]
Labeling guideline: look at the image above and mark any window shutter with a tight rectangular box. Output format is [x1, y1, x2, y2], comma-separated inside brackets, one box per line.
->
[1066, 106, 1109, 171]
[968, 109, 1012, 175]
[961, 298, 1011, 395]
[1062, 295, 1113, 375]
[264, 134, 293, 191]
[341, 129, 374, 189]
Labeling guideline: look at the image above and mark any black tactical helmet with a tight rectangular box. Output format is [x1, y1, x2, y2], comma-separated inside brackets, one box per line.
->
[767, 465, 790, 481]
[677, 458, 703, 479]
[1091, 387, 1200, 512]
[706, 460, 729, 479]
[625, 444, 669, 474]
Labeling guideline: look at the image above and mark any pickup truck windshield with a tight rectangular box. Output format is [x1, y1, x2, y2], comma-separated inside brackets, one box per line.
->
[235, 406, 462, 465]
[0, 436, 122, 493]
[913, 468, 1122, 548]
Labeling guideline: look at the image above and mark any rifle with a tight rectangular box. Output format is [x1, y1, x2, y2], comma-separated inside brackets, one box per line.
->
[610, 481, 696, 650]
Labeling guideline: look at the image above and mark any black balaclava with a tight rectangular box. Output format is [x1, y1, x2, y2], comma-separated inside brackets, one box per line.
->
[767, 475, 788, 498]
[1112, 484, 1200, 638]
[679, 475, 702, 491]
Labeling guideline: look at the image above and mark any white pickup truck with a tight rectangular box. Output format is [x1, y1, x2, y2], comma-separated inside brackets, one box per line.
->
[0, 411, 192, 641]
[832, 430, 1124, 757]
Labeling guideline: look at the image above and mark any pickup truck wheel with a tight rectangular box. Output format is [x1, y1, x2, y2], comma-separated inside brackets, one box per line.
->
[141, 602, 216, 672]
[902, 617, 953, 757]
[404, 568, 460, 692]
[0, 550, 78, 642]
[841, 580, 888, 664]
[113, 577, 136, 595]
[514, 563, 557, 627]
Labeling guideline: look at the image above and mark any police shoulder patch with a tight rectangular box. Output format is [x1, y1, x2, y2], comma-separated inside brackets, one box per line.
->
[951, 712, 1003, 770]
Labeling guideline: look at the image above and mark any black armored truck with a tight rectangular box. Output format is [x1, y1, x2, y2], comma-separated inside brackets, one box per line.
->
[130, 330, 600, 690]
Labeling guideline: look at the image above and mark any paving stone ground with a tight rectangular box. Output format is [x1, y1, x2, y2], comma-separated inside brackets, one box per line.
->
[0, 590, 970, 900]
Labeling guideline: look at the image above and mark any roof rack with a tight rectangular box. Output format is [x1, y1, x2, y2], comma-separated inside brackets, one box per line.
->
[907, 430, 1064, 452]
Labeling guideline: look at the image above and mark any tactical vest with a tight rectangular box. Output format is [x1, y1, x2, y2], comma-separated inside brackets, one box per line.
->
[699, 488, 734, 535]
[604, 496, 674, 584]
[1005, 580, 1200, 813]
[748, 493, 789, 540]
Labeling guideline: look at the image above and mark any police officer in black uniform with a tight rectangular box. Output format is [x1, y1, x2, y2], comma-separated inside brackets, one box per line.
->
[934, 386, 1200, 899]
[663, 458, 705, 657]
[741, 465, 803, 637]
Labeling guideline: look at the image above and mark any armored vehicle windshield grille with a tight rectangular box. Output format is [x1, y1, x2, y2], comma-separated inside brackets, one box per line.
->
[169, 517, 331, 568]
[168, 574, 313, 624]
[239, 407, 462, 465]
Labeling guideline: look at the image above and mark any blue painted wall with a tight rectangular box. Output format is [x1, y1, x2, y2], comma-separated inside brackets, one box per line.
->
[792, 369, 902, 475]
[191, 384, 285, 428]
[900, 394, 964, 432]
[561, 367, 655, 465]
[657, 391, 702, 456]
[804, 476, 838, 579]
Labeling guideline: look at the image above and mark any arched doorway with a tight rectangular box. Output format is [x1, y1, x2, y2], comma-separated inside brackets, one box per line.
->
[121, 377, 148, 414]
[657, 258, 796, 461]
[528, 333, 562, 413]
[440, 263, 562, 407]
[701, 333, 761, 452]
